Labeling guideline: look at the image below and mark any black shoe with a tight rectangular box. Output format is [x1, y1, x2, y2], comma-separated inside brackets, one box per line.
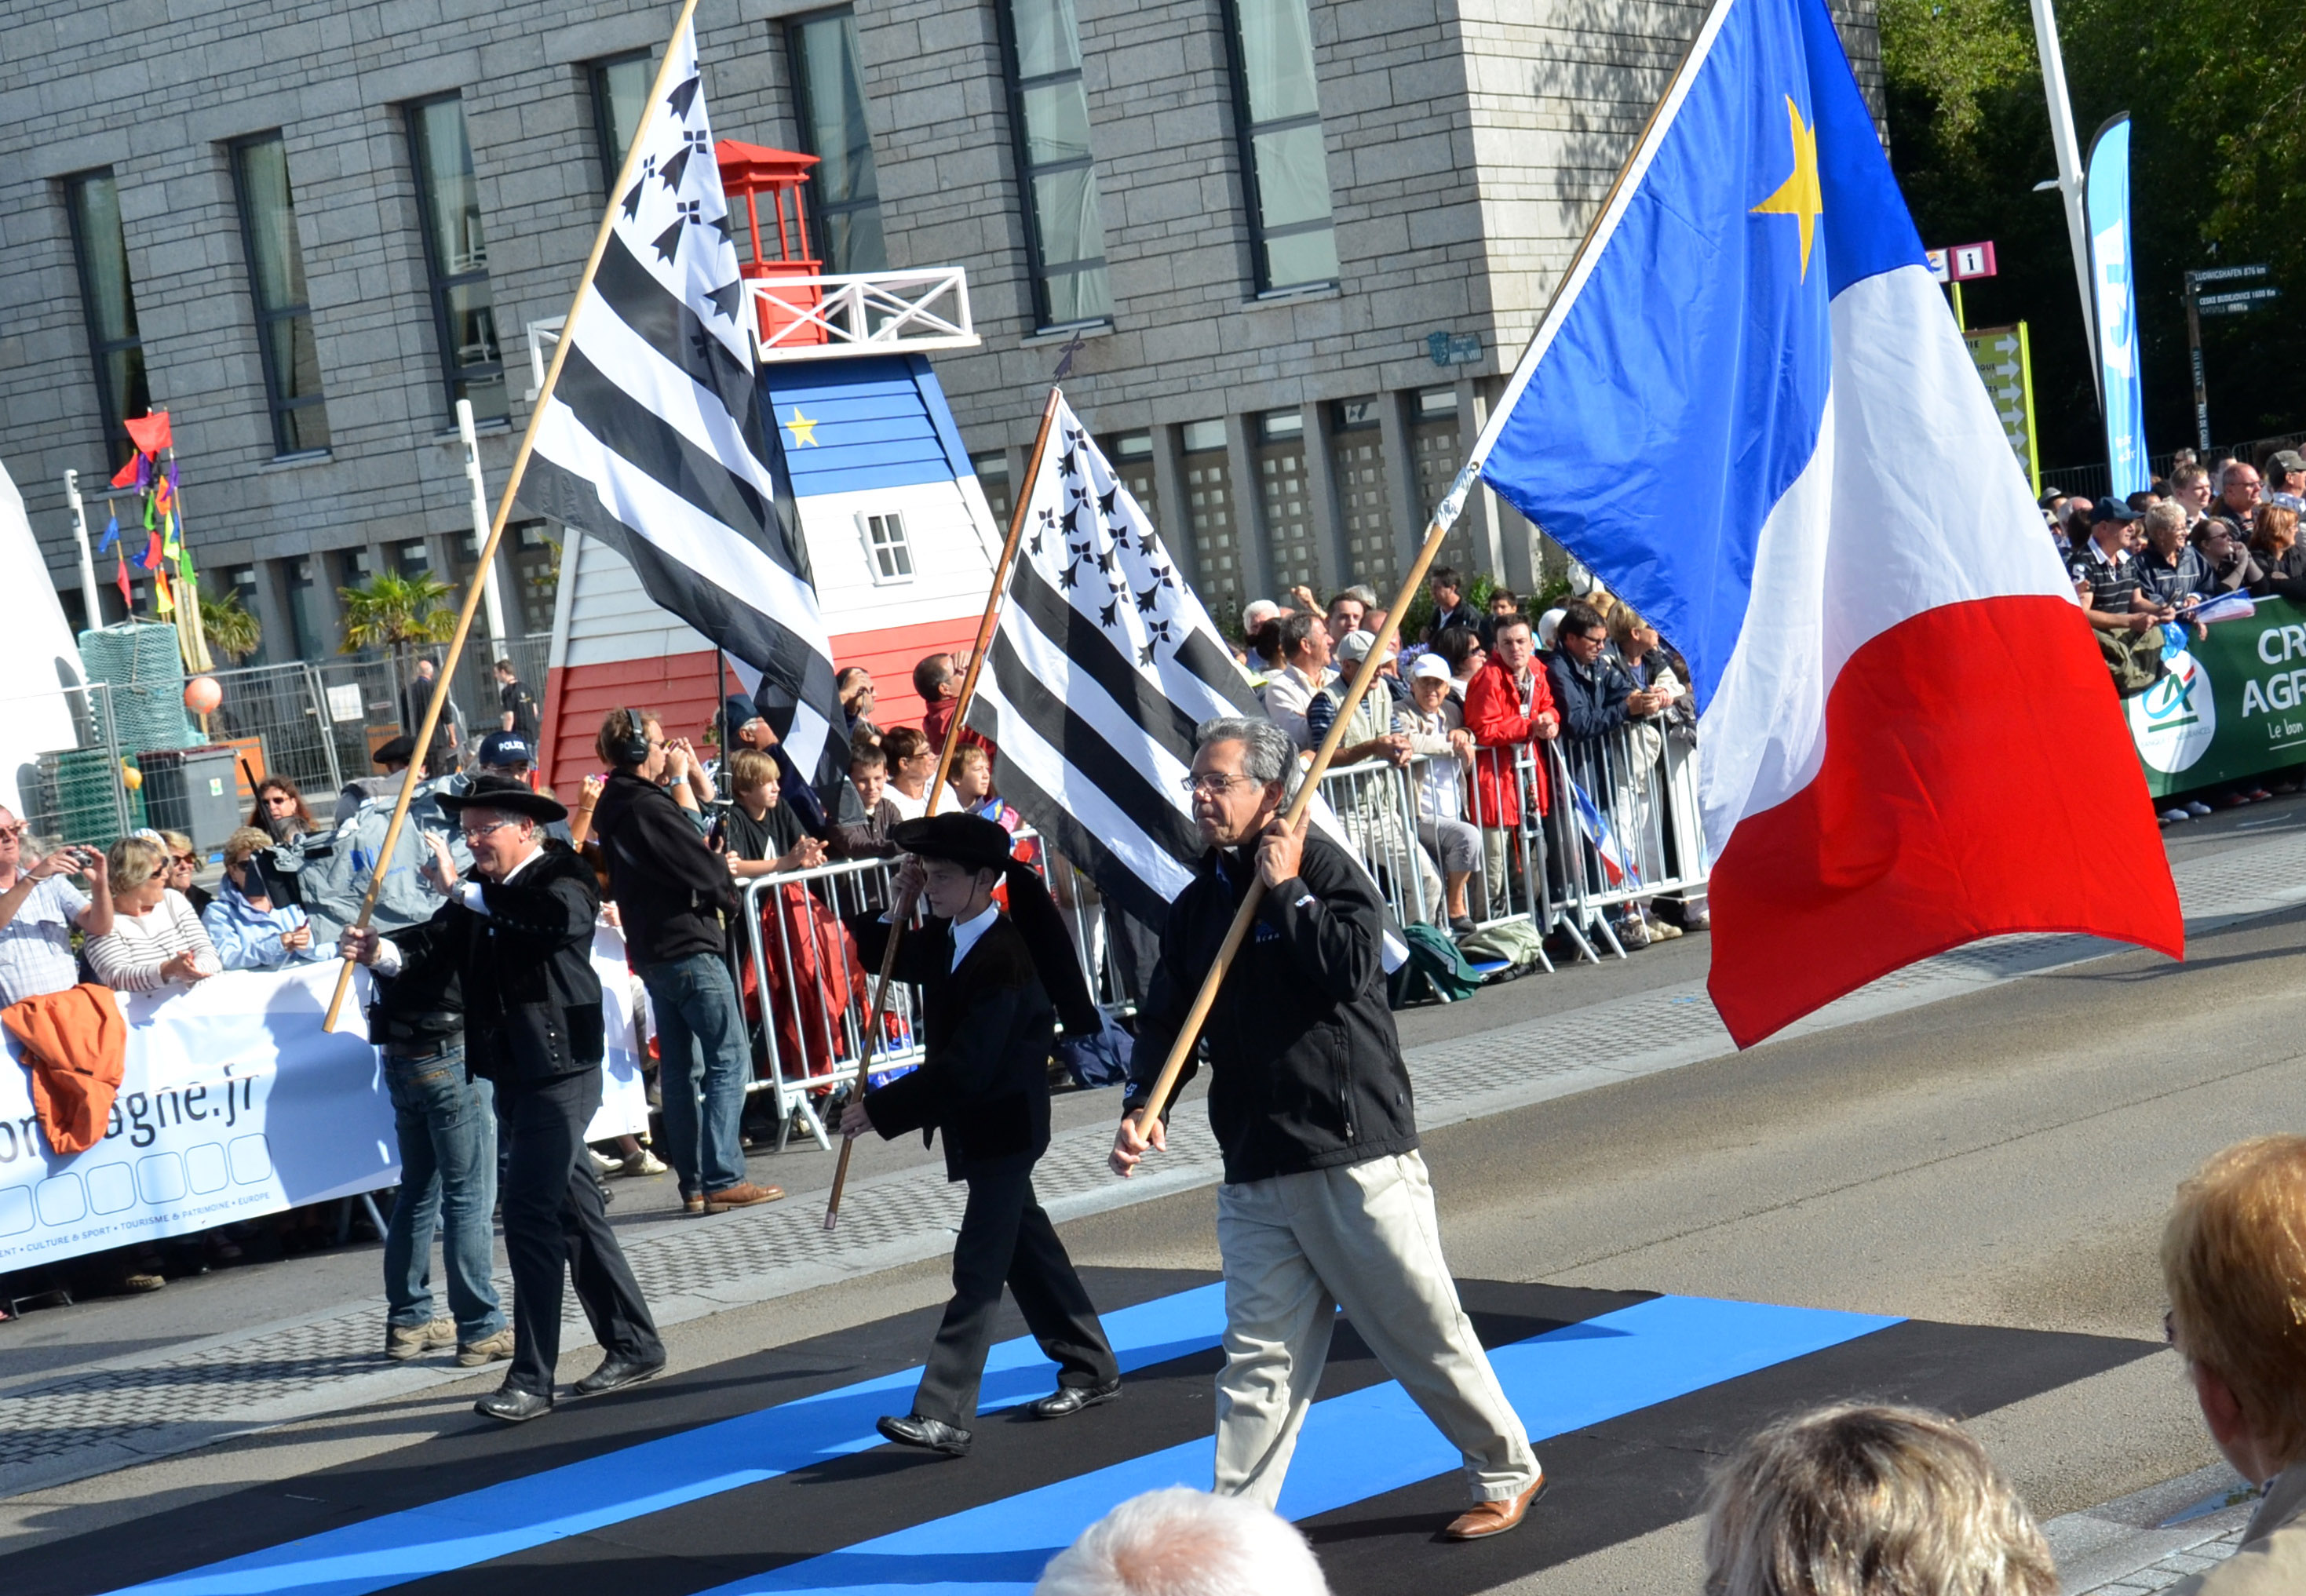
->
[573, 1351, 666, 1397]
[476, 1384, 554, 1423]
[877, 1412, 972, 1456]
[1025, 1379, 1121, 1419]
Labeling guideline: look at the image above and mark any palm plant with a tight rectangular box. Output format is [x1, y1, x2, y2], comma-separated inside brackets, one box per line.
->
[337, 572, 457, 654]
[199, 588, 263, 664]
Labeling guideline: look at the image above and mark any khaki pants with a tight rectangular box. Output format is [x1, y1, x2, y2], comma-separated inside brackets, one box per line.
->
[1212, 1151, 1539, 1507]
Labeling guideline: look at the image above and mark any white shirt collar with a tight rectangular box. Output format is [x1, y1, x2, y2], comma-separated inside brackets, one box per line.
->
[950, 899, 1001, 971]
[492, 844, 544, 885]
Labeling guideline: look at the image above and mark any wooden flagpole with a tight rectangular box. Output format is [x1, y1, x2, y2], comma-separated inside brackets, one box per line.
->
[1118, 1, 1726, 1150]
[822, 386, 1065, 1231]
[323, 0, 705, 1031]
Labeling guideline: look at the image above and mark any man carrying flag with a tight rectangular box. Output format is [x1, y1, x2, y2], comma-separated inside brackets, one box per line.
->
[1464, 0, 2180, 1043]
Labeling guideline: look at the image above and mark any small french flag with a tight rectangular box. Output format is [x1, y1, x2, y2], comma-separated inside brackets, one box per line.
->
[1567, 774, 1639, 890]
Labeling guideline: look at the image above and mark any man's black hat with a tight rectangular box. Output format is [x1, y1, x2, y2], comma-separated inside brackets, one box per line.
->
[891, 813, 1100, 1037]
[439, 772, 567, 825]
[372, 734, 418, 768]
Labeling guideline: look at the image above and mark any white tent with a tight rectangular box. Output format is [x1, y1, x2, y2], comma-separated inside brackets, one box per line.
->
[0, 455, 84, 820]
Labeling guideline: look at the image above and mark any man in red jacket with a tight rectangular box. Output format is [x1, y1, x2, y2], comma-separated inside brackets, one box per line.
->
[1461, 614, 1559, 921]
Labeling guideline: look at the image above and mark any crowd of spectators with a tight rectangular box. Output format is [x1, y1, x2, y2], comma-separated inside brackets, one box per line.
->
[1224, 567, 1706, 949]
[2051, 441, 2306, 822]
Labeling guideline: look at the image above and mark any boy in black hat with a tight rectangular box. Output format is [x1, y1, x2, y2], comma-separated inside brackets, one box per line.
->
[343, 774, 662, 1423]
[839, 812, 1119, 1456]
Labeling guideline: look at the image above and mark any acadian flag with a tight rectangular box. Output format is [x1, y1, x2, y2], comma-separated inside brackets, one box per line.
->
[1471, 0, 2180, 1044]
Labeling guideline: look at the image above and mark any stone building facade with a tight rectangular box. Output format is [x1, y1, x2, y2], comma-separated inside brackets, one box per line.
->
[0, 0, 1880, 658]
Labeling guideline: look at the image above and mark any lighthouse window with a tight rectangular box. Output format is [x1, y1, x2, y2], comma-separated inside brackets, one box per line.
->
[589, 51, 654, 197]
[861, 511, 914, 584]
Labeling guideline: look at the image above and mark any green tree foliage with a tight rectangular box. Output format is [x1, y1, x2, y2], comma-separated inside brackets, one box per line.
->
[196, 588, 262, 664]
[1882, 0, 2306, 468]
[336, 572, 456, 654]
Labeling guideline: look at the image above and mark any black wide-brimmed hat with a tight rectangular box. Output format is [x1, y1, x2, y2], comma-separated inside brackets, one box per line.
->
[371, 734, 418, 768]
[891, 812, 1100, 1037]
[438, 773, 567, 824]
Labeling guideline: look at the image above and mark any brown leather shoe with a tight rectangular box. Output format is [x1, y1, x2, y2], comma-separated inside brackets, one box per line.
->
[703, 1181, 786, 1212]
[1442, 1470, 1545, 1541]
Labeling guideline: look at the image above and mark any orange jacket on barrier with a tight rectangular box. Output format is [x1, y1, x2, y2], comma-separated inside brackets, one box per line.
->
[2, 983, 127, 1156]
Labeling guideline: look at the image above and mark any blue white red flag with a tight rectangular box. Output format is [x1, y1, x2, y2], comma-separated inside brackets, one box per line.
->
[1567, 774, 1639, 890]
[1471, 0, 2180, 1044]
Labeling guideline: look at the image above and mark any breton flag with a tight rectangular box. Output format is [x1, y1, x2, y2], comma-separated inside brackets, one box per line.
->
[1473, 0, 2180, 1045]
[524, 18, 842, 785]
[965, 399, 1257, 927]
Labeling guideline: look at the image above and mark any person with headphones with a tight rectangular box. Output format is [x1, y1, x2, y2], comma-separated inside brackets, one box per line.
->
[586, 708, 783, 1216]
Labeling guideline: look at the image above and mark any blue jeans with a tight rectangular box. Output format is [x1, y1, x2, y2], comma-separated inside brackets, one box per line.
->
[640, 953, 750, 1198]
[381, 1046, 505, 1341]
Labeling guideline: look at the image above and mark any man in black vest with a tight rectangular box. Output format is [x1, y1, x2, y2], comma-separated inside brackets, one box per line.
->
[838, 814, 1118, 1456]
[344, 774, 662, 1423]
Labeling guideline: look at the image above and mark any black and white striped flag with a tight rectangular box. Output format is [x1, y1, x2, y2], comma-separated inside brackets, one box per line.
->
[967, 395, 1402, 964]
[524, 19, 841, 784]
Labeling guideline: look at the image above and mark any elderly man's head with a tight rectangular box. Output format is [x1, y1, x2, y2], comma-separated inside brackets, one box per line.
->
[2163, 1135, 2306, 1484]
[2143, 501, 2190, 557]
[1186, 717, 1293, 850]
[0, 806, 20, 871]
[1279, 611, 1330, 671]
[456, 804, 538, 880]
[1033, 1486, 1328, 1596]
[1704, 1405, 2056, 1596]
[1242, 598, 1283, 636]
[913, 652, 957, 704]
[2220, 461, 2264, 516]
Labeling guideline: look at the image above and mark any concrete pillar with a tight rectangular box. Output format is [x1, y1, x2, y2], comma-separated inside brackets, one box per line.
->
[1300, 399, 1344, 599]
[1148, 421, 1193, 585]
[1224, 411, 1268, 600]
[1456, 375, 1506, 581]
[1379, 388, 1421, 581]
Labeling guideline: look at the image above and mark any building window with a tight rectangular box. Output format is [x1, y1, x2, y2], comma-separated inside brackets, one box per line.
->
[1180, 420, 1239, 624]
[1103, 432, 1157, 528]
[998, 0, 1111, 328]
[1330, 398, 1391, 588]
[589, 51, 653, 195]
[282, 556, 321, 658]
[788, 9, 887, 274]
[229, 133, 330, 457]
[509, 522, 559, 635]
[860, 510, 914, 582]
[405, 94, 507, 425]
[63, 169, 150, 469]
[394, 539, 432, 579]
[1224, 0, 1338, 294]
[1254, 409, 1317, 593]
[225, 567, 266, 664]
[1410, 386, 1476, 576]
[971, 450, 1013, 531]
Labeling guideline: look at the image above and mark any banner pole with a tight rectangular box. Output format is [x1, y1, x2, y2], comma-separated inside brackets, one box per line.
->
[823, 386, 1065, 1231]
[323, 0, 705, 1031]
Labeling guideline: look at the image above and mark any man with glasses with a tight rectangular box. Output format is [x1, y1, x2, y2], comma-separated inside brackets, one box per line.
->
[2213, 461, 2264, 538]
[0, 809, 110, 1009]
[586, 709, 782, 1218]
[1110, 716, 1544, 1541]
[342, 774, 662, 1422]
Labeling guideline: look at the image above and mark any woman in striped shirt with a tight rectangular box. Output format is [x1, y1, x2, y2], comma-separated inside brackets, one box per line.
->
[86, 835, 220, 993]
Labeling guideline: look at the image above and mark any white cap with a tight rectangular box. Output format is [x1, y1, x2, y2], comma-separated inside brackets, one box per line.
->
[1336, 629, 1378, 662]
[1410, 654, 1451, 682]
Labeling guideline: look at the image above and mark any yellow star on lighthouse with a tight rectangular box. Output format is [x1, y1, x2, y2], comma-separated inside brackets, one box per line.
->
[784, 407, 820, 447]
[1750, 95, 1823, 280]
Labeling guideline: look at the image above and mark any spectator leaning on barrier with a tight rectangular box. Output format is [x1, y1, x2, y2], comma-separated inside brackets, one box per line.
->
[2139, 501, 2217, 608]
[1463, 614, 1559, 918]
[881, 726, 961, 822]
[1396, 654, 1483, 935]
[1033, 1487, 1332, 1596]
[718, 749, 825, 878]
[1430, 625, 1484, 705]
[1702, 1404, 2057, 1596]
[250, 775, 315, 845]
[589, 708, 783, 1218]
[1425, 567, 1482, 644]
[1263, 612, 1335, 752]
[86, 834, 219, 993]
[158, 831, 210, 916]
[2158, 1136, 2306, 1594]
[2195, 515, 2264, 596]
[835, 742, 903, 858]
[203, 828, 329, 971]
[1308, 631, 1416, 749]
[0, 808, 109, 1008]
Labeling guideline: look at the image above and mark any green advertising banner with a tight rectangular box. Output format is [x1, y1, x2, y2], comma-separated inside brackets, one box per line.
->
[2130, 596, 2306, 795]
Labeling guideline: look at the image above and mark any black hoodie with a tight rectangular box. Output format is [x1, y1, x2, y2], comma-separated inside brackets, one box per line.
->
[588, 770, 737, 966]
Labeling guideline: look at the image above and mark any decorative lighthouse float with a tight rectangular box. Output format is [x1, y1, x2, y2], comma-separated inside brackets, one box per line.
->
[533, 140, 1001, 795]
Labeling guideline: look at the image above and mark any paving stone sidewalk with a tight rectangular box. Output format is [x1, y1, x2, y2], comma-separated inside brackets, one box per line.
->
[5, 830, 2306, 1500]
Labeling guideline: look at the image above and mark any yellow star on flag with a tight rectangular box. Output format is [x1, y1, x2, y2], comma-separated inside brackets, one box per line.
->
[784, 407, 820, 447]
[1750, 95, 1823, 280]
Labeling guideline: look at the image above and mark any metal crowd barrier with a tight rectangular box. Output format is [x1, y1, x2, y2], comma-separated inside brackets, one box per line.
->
[728, 825, 1116, 1150]
[1314, 756, 1433, 930]
[1547, 722, 1711, 946]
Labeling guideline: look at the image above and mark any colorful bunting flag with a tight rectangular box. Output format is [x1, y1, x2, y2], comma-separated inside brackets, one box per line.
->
[115, 553, 131, 610]
[97, 512, 119, 554]
[152, 567, 174, 615]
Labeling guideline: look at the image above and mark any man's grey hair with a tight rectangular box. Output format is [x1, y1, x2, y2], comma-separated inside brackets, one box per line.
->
[1334, 584, 1378, 610]
[1241, 598, 1281, 633]
[1702, 1405, 2056, 1596]
[1196, 716, 1296, 786]
[2142, 501, 2188, 540]
[1033, 1487, 1329, 1596]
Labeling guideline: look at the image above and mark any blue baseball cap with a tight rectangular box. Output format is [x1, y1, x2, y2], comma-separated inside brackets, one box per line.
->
[477, 731, 534, 769]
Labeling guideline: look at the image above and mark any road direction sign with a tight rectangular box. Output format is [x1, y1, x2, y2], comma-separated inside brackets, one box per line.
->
[2198, 286, 2282, 315]
[1961, 322, 2038, 496]
[2186, 263, 2268, 286]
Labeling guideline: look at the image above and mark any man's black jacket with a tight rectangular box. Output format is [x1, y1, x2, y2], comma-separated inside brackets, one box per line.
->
[1124, 834, 1416, 1186]
[856, 912, 1056, 1181]
[1547, 650, 1637, 742]
[386, 842, 603, 1084]
[589, 770, 736, 965]
[368, 928, 462, 1055]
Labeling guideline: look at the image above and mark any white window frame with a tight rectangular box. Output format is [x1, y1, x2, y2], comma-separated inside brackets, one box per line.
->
[857, 509, 914, 584]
